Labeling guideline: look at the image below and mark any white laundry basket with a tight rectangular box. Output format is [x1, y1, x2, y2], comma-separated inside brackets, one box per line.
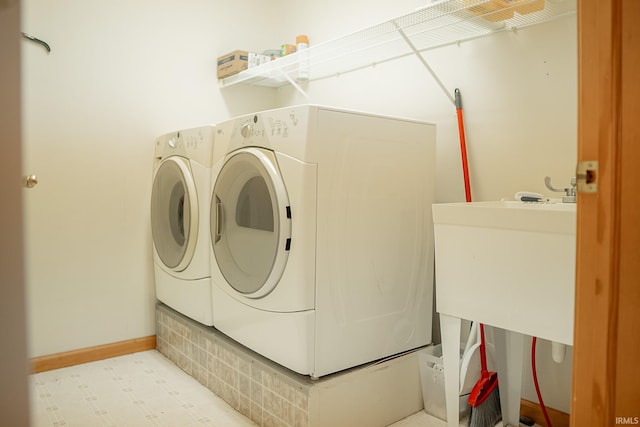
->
[418, 345, 470, 421]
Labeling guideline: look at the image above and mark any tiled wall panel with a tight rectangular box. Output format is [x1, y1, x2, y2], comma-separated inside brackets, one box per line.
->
[156, 304, 312, 427]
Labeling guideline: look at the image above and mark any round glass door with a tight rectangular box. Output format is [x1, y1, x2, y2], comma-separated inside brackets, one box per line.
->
[211, 148, 291, 298]
[151, 157, 198, 271]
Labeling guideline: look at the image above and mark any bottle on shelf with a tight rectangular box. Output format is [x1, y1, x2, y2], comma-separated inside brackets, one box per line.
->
[296, 34, 309, 81]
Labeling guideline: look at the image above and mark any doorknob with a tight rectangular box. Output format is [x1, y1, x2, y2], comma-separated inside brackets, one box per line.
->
[23, 174, 38, 188]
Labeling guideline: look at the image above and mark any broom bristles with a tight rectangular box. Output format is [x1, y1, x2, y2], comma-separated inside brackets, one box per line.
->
[468, 386, 501, 427]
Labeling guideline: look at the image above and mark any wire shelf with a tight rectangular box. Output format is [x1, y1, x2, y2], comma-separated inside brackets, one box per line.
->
[220, 0, 576, 88]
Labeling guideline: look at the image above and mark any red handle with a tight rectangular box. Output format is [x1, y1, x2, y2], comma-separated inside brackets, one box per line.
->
[456, 106, 472, 203]
[479, 323, 488, 373]
[455, 88, 472, 203]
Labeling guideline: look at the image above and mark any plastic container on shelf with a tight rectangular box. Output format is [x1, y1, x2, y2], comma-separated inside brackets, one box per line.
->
[296, 34, 309, 81]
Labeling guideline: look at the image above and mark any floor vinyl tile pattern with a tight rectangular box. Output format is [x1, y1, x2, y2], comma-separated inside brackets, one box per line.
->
[30, 350, 256, 427]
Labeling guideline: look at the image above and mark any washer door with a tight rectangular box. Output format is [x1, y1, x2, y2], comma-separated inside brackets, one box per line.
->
[211, 148, 291, 298]
[151, 157, 198, 272]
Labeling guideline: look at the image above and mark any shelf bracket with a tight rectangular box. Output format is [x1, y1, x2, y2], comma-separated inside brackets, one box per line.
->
[281, 73, 310, 100]
[393, 22, 455, 106]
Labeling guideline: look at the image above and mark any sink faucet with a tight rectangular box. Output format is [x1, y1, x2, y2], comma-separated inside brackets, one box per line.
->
[544, 176, 577, 203]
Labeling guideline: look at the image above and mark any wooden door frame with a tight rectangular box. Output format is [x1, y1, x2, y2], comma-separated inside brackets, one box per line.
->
[572, 0, 640, 424]
[1, 0, 30, 425]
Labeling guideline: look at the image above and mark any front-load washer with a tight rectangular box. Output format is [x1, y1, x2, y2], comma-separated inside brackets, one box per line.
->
[151, 126, 215, 325]
[209, 105, 436, 378]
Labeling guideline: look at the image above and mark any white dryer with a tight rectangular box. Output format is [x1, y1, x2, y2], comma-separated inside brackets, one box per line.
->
[209, 105, 436, 377]
[151, 126, 215, 326]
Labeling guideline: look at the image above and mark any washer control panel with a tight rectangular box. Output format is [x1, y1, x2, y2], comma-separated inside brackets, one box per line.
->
[154, 126, 215, 167]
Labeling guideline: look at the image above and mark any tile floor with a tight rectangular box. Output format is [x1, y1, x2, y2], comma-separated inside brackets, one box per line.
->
[30, 350, 254, 427]
[29, 350, 532, 427]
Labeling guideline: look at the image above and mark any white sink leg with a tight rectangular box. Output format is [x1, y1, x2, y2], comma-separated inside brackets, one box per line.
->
[439, 313, 462, 427]
[492, 327, 524, 427]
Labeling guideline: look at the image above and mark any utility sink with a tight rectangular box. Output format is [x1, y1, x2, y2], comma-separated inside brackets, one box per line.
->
[433, 200, 576, 345]
[433, 200, 576, 426]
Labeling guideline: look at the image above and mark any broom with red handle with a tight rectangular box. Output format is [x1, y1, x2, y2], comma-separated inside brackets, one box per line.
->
[467, 324, 501, 426]
[455, 89, 501, 426]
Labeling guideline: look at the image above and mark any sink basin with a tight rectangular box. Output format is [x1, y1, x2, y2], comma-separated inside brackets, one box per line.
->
[432, 200, 576, 345]
[433, 200, 576, 234]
